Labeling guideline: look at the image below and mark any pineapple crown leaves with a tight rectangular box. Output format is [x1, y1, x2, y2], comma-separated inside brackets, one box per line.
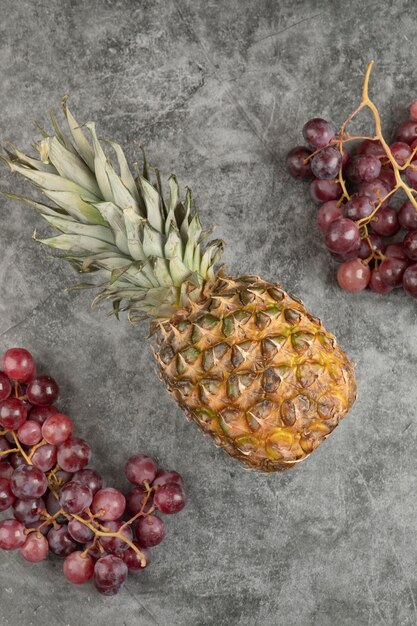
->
[2, 99, 224, 322]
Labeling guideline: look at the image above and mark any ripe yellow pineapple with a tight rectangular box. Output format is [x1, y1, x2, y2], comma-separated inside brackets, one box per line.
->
[3, 102, 356, 471]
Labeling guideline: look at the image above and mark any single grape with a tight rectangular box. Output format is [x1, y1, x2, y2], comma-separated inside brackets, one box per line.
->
[57, 438, 91, 473]
[395, 120, 417, 145]
[68, 517, 95, 543]
[369, 268, 393, 294]
[399, 201, 417, 230]
[0, 461, 13, 480]
[324, 218, 361, 255]
[29, 405, 59, 425]
[403, 230, 417, 260]
[0, 477, 16, 512]
[0, 397, 28, 430]
[91, 488, 126, 521]
[385, 243, 408, 261]
[0, 373, 11, 402]
[379, 257, 408, 287]
[59, 481, 93, 515]
[370, 206, 400, 237]
[356, 139, 385, 157]
[31, 444, 57, 472]
[310, 146, 342, 180]
[0, 519, 26, 550]
[286, 146, 312, 179]
[17, 420, 42, 446]
[9, 452, 28, 469]
[316, 201, 344, 233]
[302, 118, 335, 149]
[93, 555, 128, 595]
[125, 455, 157, 486]
[11, 465, 48, 500]
[410, 101, 417, 121]
[63, 551, 95, 584]
[347, 155, 381, 183]
[390, 141, 412, 165]
[126, 486, 154, 515]
[42, 413, 73, 445]
[405, 165, 417, 190]
[99, 521, 133, 555]
[72, 469, 103, 495]
[359, 179, 390, 207]
[152, 470, 183, 488]
[47, 526, 78, 557]
[27, 376, 59, 406]
[343, 195, 374, 221]
[13, 497, 44, 525]
[358, 234, 385, 260]
[2, 349, 36, 383]
[154, 482, 187, 514]
[135, 515, 165, 547]
[336, 258, 371, 292]
[20, 533, 49, 562]
[403, 263, 417, 298]
[123, 543, 151, 572]
[378, 168, 397, 191]
[310, 178, 342, 203]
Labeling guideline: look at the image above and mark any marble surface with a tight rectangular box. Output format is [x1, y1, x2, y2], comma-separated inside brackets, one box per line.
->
[1, 0, 417, 624]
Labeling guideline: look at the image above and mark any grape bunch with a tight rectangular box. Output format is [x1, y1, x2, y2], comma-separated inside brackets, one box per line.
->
[0, 347, 187, 596]
[287, 62, 417, 297]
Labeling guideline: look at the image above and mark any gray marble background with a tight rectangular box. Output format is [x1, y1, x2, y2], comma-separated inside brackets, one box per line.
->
[0, 1, 416, 624]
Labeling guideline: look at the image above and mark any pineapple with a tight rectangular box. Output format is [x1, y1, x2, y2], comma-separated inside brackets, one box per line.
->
[3, 102, 356, 472]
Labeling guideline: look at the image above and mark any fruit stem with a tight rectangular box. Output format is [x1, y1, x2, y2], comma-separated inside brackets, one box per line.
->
[11, 431, 32, 465]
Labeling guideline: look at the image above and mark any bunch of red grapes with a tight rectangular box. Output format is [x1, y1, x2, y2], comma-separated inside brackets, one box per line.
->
[0, 348, 186, 596]
[287, 101, 417, 296]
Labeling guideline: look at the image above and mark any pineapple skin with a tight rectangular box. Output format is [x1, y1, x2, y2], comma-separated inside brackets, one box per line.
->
[155, 274, 356, 472]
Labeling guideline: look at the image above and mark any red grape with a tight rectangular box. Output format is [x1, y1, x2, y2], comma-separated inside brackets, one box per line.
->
[46, 490, 67, 523]
[20, 533, 49, 562]
[11, 465, 48, 500]
[17, 420, 42, 446]
[359, 179, 390, 207]
[347, 155, 381, 183]
[154, 482, 187, 514]
[343, 195, 374, 220]
[42, 413, 73, 445]
[72, 469, 103, 495]
[29, 405, 59, 425]
[59, 481, 92, 515]
[379, 257, 408, 287]
[0, 373, 11, 402]
[356, 139, 385, 157]
[125, 454, 157, 486]
[0, 461, 13, 480]
[310, 178, 342, 202]
[0, 519, 26, 550]
[57, 438, 91, 473]
[390, 141, 412, 165]
[64, 551, 95, 584]
[369, 268, 393, 294]
[0, 477, 16, 512]
[358, 234, 384, 260]
[385, 243, 408, 261]
[27, 376, 59, 406]
[31, 444, 57, 472]
[135, 515, 165, 547]
[399, 201, 417, 230]
[0, 398, 28, 430]
[403, 230, 417, 260]
[403, 263, 417, 297]
[302, 118, 335, 149]
[405, 165, 417, 190]
[316, 201, 344, 233]
[395, 120, 417, 145]
[123, 543, 151, 572]
[311, 146, 342, 179]
[126, 486, 153, 515]
[9, 452, 28, 469]
[378, 168, 397, 191]
[91, 488, 126, 521]
[370, 206, 399, 237]
[68, 517, 95, 543]
[47, 526, 78, 557]
[2, 349, 35, 383]
[336, 258, 371, 292]
[99, 521, 133, 555]
[13, 497, 44, 525]
[93, 555, 128, 596]
[152, 470, 183, 488]
[324, 218, 361, 255]
[286, 146, 312, 179]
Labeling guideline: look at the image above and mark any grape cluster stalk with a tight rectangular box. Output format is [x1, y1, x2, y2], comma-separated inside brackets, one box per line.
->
[287, 61, 417, 296]
[0, 348, 187, 596]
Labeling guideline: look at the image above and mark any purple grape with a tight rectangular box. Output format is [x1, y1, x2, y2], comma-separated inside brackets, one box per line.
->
[93, 555, 128, 595]
[0, 478, 16, 512]
[68, 517, 95, 543]
[310, 178, 342, 203]
[403, 230, 417, 260]
[286, 146, 312, 179]
[302, 118, 335, 149]
[324, 218, 361, 255]
[10, 465, 48, 500]
[47, 526, 78, 557]
[59, 481, 93, 515]
[343, 195, 374, 221]
[99, 521, 133, 555]
[72, 469, 103, 495]
[135, 515, 165, 547]
[395, 120, 417, 145]
[310, 146, 342, 180]
[379, 257, 408, 287]
[399, 201, 417, 230]
[390, 141, 412, 165]
[359, 179, 390, 207]
[347, 155, 381, 183]
[13, 497, 44, 525]
[403, 263, 417, 297]
[369, 268, 393, 294]
[358, 234, 385, 260]
[370, 206, 400, 237]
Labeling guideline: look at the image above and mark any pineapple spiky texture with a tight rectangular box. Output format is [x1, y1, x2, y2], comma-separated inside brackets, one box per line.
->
[3, 101, 356, 472]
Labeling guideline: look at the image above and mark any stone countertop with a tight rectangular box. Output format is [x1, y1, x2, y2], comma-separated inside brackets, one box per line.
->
[0, 1, 416, 624]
